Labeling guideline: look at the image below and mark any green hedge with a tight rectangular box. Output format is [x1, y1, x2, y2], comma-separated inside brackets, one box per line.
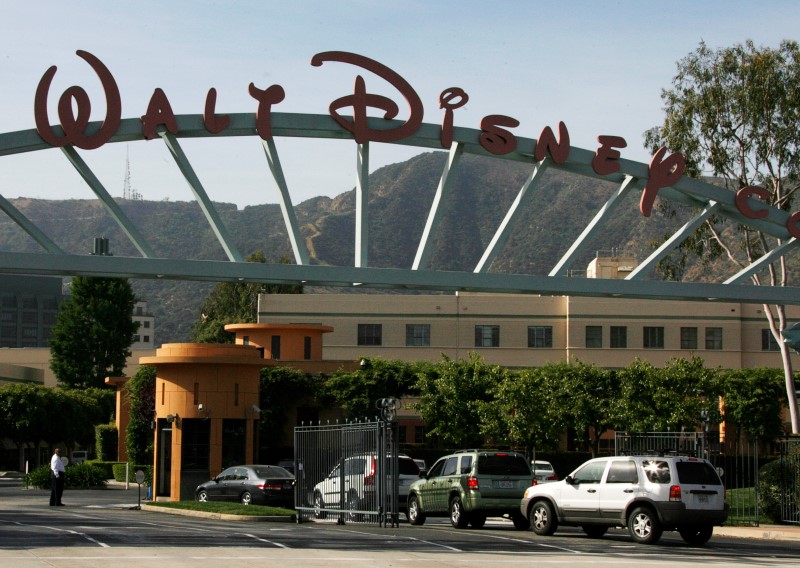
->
[112, 463, 152, 485]
[85, 460, 123, 479]
[95, 423, 118, 462]
[25, 463, 107, 489]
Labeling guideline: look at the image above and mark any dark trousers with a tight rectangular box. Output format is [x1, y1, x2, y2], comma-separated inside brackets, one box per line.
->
[50, 472, 64, 505]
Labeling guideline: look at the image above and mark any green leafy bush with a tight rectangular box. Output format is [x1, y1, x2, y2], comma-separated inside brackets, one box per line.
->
[85, 460, 122, 479]
[758, 454, 800, 524]
[25, 463, 108, 489]
[112, 463, 152, 485]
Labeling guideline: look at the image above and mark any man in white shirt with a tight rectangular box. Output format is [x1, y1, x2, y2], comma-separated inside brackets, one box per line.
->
[50, 447, 66, 506]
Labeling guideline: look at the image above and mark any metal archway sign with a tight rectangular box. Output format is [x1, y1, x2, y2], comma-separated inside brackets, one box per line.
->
[1, 50, 798, 305]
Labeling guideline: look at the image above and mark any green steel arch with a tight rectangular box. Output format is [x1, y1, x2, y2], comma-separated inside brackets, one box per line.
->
[0, 111, 799, 305]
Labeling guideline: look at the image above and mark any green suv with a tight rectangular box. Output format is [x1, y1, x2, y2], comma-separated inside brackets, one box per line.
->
[407, 450, 533, 529]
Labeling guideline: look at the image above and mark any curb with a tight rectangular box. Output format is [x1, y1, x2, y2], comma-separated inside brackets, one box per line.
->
[715, 525, 800, 542]
[140, 503, 296, 522]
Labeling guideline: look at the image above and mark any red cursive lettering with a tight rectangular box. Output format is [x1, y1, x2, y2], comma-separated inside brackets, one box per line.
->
[141, 88, 179, 140]
[640, 147, 685, 217]
[592, 135, 627, 175]
[439, 88, 468, 149]
[311, 51, 423, 144]
[534, 122, 570, 163]
[204, 88, 230, 134]
[735, 185, 771, 219]
[479, 115, 519, 155]
[34, 50, 121, 150]
[248, 83, 285, 140]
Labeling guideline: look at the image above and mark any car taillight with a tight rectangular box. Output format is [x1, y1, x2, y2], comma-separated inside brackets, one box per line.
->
[547, 474, 558, 481]
[669, 485, 682, 502]
[365, 456, 376, 486]
[261, 483, 283, 490]
[531, 479, 538, 486]
[467, 476, 479, 490]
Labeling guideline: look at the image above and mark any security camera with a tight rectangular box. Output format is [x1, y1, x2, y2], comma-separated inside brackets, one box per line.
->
[197, 403, 204, 412]
[252, 404, 261, 413]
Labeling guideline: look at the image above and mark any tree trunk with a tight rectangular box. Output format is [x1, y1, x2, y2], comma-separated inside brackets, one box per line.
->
[779, 341, 800, 433]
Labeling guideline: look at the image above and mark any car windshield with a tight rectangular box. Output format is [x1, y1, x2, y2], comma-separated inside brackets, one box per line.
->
[477, 454, 531, 475]
[254, 466, 292, 478]
[675, 461, 721, 485]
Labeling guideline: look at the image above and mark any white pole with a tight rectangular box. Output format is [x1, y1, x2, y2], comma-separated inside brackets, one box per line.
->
[125, 462, 130, 490]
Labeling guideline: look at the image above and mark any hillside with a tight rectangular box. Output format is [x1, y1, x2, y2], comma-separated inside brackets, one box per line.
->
[0, 152, 690, 344]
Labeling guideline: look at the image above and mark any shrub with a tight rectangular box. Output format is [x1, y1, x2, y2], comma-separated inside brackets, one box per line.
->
[85, 460, 121, 479]
[95, 423, 118, 461]
[112, 463, 152, 485]
[24, 463, 108, 489]
[758, 453, 800, 524]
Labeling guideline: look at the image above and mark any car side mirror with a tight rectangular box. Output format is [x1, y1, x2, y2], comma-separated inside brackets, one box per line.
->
[565, 475, 575, 485]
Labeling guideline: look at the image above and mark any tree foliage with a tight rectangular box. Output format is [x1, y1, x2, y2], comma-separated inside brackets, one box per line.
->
[720, 368, 785, 440]
[645, 40, 800, 432]
[49, 276, 138, 389]
[322, 358, 426, 420]
[191, 252, 303, 343]
[414, 353, 506, 448]
[125, 365, 157, 466]
[0, 384, 113, 470]
[259, 366, 325, 448]
[615, 357, 721, 432]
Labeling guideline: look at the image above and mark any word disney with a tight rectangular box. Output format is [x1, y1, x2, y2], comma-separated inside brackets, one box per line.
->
[33, 50, 797, 232]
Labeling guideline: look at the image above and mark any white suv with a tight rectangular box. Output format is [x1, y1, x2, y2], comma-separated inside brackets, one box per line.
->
[520, 455, 728, 545]
[312, 454, 420, 519]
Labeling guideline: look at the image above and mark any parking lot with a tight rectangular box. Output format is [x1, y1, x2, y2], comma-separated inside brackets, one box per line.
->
[1, 478, 799, 567]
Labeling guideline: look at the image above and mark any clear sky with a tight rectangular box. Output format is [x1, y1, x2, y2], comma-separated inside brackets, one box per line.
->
[1, 0, 799, 208]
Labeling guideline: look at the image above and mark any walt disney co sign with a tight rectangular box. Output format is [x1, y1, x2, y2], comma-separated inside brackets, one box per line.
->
[32, 50, 799, 234]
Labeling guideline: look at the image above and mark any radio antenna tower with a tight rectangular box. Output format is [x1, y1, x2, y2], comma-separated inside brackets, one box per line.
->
[123, 145, 132, 200]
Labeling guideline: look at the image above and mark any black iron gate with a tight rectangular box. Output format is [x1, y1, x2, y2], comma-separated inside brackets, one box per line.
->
[292, 417, 400, 526]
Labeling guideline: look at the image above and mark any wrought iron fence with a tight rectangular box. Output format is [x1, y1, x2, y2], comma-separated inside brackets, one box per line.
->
[615, 431, 761, 526]
[779, 437, 800, 525]
[293, 419, 400, 526]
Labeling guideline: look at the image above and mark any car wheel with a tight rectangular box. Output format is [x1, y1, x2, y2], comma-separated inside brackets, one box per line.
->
[678, 524, 713, 546]
[470, 513, 487, 529]
[512, 513, 529, 530]
[408, 494, 426, 526]
[196, 489, 208, 502]
[582, 524, 608, 538]
[240, 491, 252, 505]
[449, 496, 469, 529]
[628, 506, 662, 544]
[529, 500, 558, 536]
[313, 491, 327, 519]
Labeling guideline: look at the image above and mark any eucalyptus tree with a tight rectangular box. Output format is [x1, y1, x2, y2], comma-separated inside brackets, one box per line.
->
[645, 40, 800, 432]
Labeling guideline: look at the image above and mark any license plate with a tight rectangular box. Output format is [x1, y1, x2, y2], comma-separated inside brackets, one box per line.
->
[498, 480, 513, 489]
[697, 494, 708, 503]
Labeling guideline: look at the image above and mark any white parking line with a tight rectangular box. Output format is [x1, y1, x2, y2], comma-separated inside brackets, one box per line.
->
[241, 533, 289, 548]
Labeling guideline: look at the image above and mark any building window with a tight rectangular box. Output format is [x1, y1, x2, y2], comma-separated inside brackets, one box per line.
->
[358, 323, 383, 346]
[143, 321, 150, 329]
[610, 326, 627, 348]
[242, 335, 249, 345]
[681, 327, 698, 350]
[271, 335, 281, 359]
[475, 325, 500, 347]
[414, 425, 425, 444]
[528, 326, 553, 348]
[304, 336, 312, 360]
[22, 327, 37, 338]
[133, 335, 141, 343]
[705, 327, 723, 350]
[143, 335, 150, 343]
[406, 324, 431, 346]
[585, 326, 602, 348]
[762, 329, 780, 351]
[644, 326, 664, 349]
